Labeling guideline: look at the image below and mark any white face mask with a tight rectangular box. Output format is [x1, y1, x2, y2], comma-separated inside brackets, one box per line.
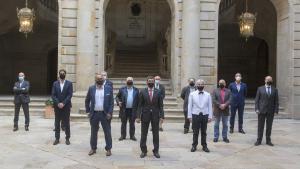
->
[19, 76, 24, 81]
[155, 80, 160, 84]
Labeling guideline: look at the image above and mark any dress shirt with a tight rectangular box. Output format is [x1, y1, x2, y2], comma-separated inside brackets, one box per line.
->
[95, 86, 104, 111]
[236, 82, 241, 92]
[126, 87, 134, 108]
[19, 81, 24, 88]
[265, 85, 271, 95]
[60, 80, 65, 92]
[148, 88, 154, 101]
[155, 83, 160, 89]
[188, 90, 213, 119]
[189, 87, 196, 93]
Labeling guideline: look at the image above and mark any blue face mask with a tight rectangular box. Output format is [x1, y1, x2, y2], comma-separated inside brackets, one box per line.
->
[19, 76, 24, 81]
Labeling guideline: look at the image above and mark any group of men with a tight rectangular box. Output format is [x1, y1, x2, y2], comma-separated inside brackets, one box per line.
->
[12, 70, 279, 158]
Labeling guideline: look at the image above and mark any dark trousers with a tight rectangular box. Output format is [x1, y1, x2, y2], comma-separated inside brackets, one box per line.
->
[192, 114, 208, 148]
[140, 116, 159, 153]
[257, 112, 274, 143]
[184, 110, 190, 130]
[121, 108, 135, 138]
[14, 103, 30, 127]
[90, 111, 112, 151]
[54, 108, 70, 140]
[230, 103, 245, 130]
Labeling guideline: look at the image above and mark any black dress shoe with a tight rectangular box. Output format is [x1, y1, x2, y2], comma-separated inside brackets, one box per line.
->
[61, 127, 66, 131]
[119, 136, 125, 141]
[13, 126, 18, 132]
[223, 138, 230, 143]
[239, 129, 246, 134]
[213, 138, 218, 142]
[266, 142, 274, 146]
[25, 126, 29, 131]
[184, 129, 189, 134]
[106, 150, 112, 156]
[140, 152, 147, 158]
[159, 128, 163, 132]
[130, 136, 137, 141]
[53, 139, 59, 145]
[88, 149, 96, 156]
[191, 146, 197, 152]
[202, 147, 210, 153]
[66, 139, 70, 145]
[254, 141, 261, 146]
[229, 128, 234, 133]
[153, 152, 160, 158]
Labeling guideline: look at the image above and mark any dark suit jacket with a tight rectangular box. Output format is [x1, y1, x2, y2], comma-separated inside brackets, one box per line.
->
[137, 88, 164, 122]
[212, 88, 232, 116]
[105, 79, 113, 88]
[255, 85, 279, 114]
[155, 84, 165, 99]
[228, 82, 247, 106]
[115, 86, 139, 118]
[180, 86, 197, 112]
[51, 80, 73, 110]
[85, 85, 114, 117]
[13, 80, 30, 104]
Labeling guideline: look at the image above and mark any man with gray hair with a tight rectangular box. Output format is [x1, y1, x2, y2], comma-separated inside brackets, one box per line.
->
[188, 79, 212, 153]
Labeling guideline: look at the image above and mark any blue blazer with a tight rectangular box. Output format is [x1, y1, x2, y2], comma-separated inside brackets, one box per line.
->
[85, 85, 114, 116]
[115, 86, 139, 118]
[228, 82, 247, 106]
[51, 80, 73, 109]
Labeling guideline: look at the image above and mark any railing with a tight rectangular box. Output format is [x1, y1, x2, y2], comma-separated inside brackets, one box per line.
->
[39, 0, 58, 13]
[219, 0, 237, 14]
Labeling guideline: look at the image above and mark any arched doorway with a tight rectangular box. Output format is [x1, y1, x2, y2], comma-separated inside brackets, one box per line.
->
[218, 0, 277, 97]
[104, 0, 172, 78]
[0, 0, 58, 95]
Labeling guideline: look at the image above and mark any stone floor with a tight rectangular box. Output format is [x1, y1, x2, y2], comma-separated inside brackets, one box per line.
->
[0, 116, 300, 169]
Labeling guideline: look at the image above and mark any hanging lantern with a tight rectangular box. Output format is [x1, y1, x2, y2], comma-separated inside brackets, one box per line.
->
[239, 0, 256, 40]
[17, 0, 35, 38]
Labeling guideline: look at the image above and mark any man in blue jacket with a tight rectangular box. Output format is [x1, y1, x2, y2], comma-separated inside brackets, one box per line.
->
[51, 69, 73, 145]
[228, 73, 247, 134]
[85, 74, 114, 156]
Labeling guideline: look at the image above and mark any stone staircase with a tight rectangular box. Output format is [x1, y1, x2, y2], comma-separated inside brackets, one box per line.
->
[0, 96, 48, 117]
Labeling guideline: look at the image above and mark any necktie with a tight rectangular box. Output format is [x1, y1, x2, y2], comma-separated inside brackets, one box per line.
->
[267, 87, 271, 95]
[149, 89, 153, 102]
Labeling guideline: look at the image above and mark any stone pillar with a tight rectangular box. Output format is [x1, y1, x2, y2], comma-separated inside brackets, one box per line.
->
[181, 0, 200, 88]
[76, 0, 96, 91]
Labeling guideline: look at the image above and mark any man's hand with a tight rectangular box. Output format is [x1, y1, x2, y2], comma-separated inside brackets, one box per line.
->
[160, 118, 164, 123]
[13, 87, 17, 90]
[136, 118, 141, 123]
[106, 113, 112, 120]
[58, 103, 64, 109]
[208, 118, 212, 123]
[118, 102, 122, 108]
[22, 88, 26, 90]
[188, 118, 192, 123]
[219, 104, 226, 110]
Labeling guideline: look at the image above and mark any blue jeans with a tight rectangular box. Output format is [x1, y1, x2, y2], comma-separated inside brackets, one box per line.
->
[214, 114, 229, 139]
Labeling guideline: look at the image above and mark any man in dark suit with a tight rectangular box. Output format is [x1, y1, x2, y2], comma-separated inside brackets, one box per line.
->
[86, 74, 114, 156]
[154, 75, 165, 131]
[136, 76, 164, 158]
[180, 78, 197, 134]
[212, 79, 231, 143]
[116, 77, 139, 141]
[101, 71, 113, 88]
[51, 69, 73, 145]
[13, 72, 30, 131]
[254, 76, 279, 146]
[228, 73, 247, 134]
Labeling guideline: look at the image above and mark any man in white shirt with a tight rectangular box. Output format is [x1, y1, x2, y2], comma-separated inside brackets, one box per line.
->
[188, 79, 212, 153]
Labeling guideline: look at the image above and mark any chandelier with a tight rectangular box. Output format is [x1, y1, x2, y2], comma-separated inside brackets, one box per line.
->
[239, 0, 256, 40]
[17, 0, 35, 38]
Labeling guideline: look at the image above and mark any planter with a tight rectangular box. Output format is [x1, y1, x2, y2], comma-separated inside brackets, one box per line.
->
[44, 105, 54, 119]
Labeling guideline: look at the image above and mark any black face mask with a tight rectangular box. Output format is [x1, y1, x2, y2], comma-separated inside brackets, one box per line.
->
[127, 81, 133, 86]
[189, 82, 195, 87]
[96, 80, 104, 86]
[266, 81, 273, 86]
[148, 83, 154, 88]
[197, 86, 204, 91]
[59, 74, 65, 80]
[219, 84, 225, 89]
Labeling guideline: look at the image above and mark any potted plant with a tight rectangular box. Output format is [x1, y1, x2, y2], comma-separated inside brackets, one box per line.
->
[44, 98, 54, 119]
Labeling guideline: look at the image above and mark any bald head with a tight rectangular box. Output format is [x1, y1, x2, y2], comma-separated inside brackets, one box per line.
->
[196, 79, 205, 91]
[265, 76, 273, 86]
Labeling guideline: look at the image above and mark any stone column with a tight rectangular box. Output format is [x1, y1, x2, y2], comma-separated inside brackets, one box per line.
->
[76, 0, 96, 91]
[181, 0, 201, 88]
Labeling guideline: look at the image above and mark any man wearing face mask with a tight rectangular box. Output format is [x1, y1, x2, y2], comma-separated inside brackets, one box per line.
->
[101, 71, 113, 88]
[51, 69, 73, 145]
[254, 76, 279, 146]
[13, 72, 30, 131]
[115, 77, 139, 141]
[212, 79, 231, 143]
[228, 73, 247, 134]
[136, 76, 164, 158]
[180, 78, 197, 134]
[154, 76, 165, 131]
[188, 79, 212, 153]
[86, 74, 114, 156]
